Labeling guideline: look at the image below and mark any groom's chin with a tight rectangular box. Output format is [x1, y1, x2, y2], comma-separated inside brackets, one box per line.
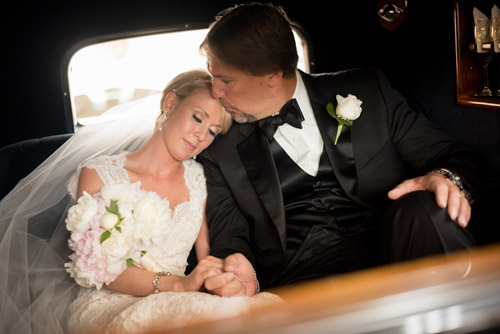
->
[230, 111, 258, 125]
[232, 113, 251, 124]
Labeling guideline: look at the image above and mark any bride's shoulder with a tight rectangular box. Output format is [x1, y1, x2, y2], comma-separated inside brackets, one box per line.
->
[80, 151, 128, 170]
[183, 159, 206, 187]
[184, 158, 204, 175]
[68, 152, 129, 199]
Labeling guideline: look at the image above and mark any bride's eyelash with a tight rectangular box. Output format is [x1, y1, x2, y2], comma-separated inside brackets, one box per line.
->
[193, 114, 217, 137]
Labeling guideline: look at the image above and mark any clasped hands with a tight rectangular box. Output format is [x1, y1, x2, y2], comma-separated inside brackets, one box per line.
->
[190, 173, 470, 297]
[188, 253, 256, 297]
[388, 171, 471, 228]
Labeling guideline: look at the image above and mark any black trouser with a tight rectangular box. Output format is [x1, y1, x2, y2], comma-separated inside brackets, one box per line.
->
[381, 190, 475, 262]
[270, 191, 475, 288]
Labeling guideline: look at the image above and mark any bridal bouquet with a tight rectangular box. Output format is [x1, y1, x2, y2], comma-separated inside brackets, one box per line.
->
[65, 182, 170, 289]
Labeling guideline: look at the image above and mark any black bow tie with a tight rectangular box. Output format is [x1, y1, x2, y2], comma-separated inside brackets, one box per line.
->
[257, 99, 304, 140]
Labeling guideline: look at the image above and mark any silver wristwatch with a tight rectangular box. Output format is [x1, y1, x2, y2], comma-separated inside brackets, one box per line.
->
[431, 168, 471, 202]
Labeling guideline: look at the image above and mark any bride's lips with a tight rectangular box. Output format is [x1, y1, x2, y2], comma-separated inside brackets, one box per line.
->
[184, 139, 196, 150]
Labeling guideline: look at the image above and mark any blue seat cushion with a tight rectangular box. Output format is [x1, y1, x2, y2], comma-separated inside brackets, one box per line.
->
[0, 134, 73, 199]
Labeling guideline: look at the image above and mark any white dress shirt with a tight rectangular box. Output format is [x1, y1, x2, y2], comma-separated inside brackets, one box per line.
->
[273, 72, 324, 176]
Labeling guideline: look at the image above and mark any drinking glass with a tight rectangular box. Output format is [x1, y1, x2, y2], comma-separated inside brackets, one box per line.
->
[474, 18, 493, 96]
[491, 16, 500, 96]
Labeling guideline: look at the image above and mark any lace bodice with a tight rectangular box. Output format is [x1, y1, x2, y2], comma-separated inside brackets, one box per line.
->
[65, 153, 282, 334]
[67, 152, 207, 276]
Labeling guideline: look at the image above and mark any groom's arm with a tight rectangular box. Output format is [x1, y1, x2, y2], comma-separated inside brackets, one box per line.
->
[198, 149, 259, 296]
[366, 67, 487, 224]
[198, 149, 256, 268]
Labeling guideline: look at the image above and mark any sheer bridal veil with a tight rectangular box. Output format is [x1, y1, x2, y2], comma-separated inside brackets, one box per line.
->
[0, 94, 160, 333]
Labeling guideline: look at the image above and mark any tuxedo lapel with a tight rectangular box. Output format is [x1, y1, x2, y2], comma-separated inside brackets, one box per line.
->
[237, 125, 287, 251]
[301, 72, 361, 204]
[313, 101, 361, 203]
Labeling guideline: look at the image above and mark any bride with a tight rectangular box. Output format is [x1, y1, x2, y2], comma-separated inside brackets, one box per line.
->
[0, 70, 280, 334]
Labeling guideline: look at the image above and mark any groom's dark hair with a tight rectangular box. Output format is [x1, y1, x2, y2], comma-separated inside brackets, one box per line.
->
[200, 2, 298, 78]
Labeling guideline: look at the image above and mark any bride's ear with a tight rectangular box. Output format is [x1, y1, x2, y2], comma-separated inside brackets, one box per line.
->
[162, 91, 177, 113]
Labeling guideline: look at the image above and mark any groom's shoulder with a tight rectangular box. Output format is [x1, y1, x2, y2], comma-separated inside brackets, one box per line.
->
[302, 67, 389, 95]
[305, 66, 382, 83]
[202, 122, 249, 155]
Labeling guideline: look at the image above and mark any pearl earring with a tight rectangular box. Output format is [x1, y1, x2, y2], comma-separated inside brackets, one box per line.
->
[158, 111, 169, 131]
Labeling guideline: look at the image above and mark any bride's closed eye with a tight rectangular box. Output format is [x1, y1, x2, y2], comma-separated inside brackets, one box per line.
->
[208, 128, 219, 137]
[193, 114, 219, 137]
[193, 114, 202, 123]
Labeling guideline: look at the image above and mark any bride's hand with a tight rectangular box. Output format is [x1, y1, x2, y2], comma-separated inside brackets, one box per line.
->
[179, 256, 224, 291]
[204, 253, 256, 297]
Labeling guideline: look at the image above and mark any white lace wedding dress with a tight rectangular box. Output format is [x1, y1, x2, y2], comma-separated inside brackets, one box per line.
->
[65, 152, 280, 334]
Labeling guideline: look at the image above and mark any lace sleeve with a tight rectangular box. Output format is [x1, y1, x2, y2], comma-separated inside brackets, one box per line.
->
[67, 153, 129, 199]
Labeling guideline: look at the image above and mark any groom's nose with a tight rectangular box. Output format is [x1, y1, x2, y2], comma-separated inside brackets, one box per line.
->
[211, 80, 226, 99]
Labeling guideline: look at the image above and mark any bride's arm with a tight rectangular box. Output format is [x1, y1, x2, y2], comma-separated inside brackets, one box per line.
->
[105, 208, 221, 296]
[75, 173, 222, 296]
[195, 203, 210, 262]
[105, 256, 224, 296]
[76, 167, 104, 198]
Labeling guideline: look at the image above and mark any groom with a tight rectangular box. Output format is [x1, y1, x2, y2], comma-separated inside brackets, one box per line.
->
[198, 3, 486, 296]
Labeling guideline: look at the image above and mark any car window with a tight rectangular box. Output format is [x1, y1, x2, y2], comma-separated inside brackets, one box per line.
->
[65, 27, 311, 126]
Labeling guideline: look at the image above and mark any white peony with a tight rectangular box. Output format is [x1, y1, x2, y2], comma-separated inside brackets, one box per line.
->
[66, 192, 99, 233]
[65, 181, 175, 289]
[106, 260, 128, 276]
[133, 194, 170, 235]
[100, 182, 140, 204]
[101, 229, 132, 261]
[101, 212, 119, 230]
[335, 94, 363, 120]
[117, 201, 135, 220]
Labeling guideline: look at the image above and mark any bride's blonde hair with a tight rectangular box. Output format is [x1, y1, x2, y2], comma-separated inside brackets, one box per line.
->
[154, 69, 232, 134]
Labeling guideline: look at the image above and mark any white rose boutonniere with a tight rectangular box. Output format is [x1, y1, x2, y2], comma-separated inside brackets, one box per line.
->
[326, 94, 363, 145]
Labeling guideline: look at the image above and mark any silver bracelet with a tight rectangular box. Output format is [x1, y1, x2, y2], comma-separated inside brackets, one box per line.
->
[153, 270, 171, 294]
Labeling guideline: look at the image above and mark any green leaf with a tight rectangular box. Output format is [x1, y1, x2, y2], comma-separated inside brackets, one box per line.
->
[326, 102, 337, 118]
[339, 116, 353, 127]
[106, 200, 119, 215]
[115, 226, 122, 233]
[100, 230, 111, 243]
[126, 258, 135, 266]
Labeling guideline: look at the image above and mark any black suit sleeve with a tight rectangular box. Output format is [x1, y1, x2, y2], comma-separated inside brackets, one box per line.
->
[198, 149, 256, 266]
[370, 67, 486, 199]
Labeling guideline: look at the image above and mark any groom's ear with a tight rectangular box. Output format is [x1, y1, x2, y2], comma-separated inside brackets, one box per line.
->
[267, 71, 284, 88]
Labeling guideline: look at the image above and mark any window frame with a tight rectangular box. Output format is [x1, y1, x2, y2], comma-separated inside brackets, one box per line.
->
[60, 22, 315, 131]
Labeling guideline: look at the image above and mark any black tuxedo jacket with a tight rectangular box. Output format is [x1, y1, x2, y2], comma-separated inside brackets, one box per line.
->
[198, 67, 485, 287]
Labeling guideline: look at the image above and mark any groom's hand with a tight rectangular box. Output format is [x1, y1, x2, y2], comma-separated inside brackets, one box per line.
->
[388, 173, 471, 227]
[204, 253, 256, 297]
